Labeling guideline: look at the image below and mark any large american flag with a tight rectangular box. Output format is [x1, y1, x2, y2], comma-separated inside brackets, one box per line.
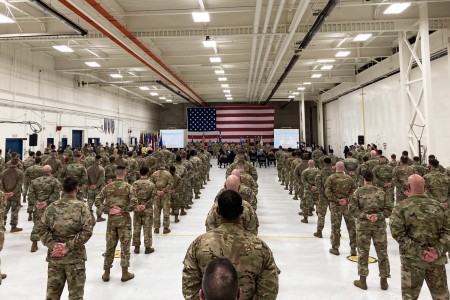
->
[187, 106, 275, 144]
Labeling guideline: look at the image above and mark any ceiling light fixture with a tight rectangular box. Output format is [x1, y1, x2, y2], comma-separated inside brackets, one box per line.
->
[159, 97, 166, 100]
[226, 97, 233, 101]
[110, 73, 123, 78]
[192, 12, 210, 22]
[53, 45, 74, 53]
[335, 51, 351, 57]
[150, 92, 158, 96]
[353, 33, 373, 42]
[298, 87, 306, 91]
[321, 65, 334, 70]
[384, 2, 411, 14]
[139, 86, 150, 91]
[221, 84, 229, 88]
[288, 95, 295, 99]
[218, 77, 227, 81]
[85, 61, 101, 67]
[0, 13, 15, 24]
[166, 99, 172, 102]
[223, 90, 230, 93]
[317, 59, 335, 63]
[303, 82, 312, 85]
[215, 70, 225, 75]
[311, 73, 322, 78]
[203, 38, 216, 48]
[292, 92, 300, 95]
[210, 57, 222, 63]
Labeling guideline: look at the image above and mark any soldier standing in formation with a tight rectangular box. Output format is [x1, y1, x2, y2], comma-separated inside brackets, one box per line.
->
[0, 190, 11, 284]
[300, 160, 320, 223]
[87, 155, 106, 222]
[392, 155, 415, 203]
[150, 159, 173, 234]
[314, 157, 335, 238]
[1, 158, 24, 232]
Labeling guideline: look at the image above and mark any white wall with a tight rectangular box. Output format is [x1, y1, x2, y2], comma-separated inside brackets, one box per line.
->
[324, 55, 450, 164]
[0, 44, 160, 157]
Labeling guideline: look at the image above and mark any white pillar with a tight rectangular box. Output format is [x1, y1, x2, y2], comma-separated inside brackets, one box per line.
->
[398, 31, 413, 154]
[299, 93, 306, 144]
[317, 98, 324, 147]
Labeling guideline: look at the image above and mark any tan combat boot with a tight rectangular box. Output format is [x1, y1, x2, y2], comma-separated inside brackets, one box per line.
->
[301, 216, 308, 223]
[313, 230, 322, 238]
[353, 276, 367, 290]
[31, 241, 38, 252]
[96, 216, 106, 222]
[329, 248, 340, 256]
[145, 247, 155, 254]
[121, 267, 135, 282]
[10, 227, 23, 233]
[134, 246, 140, 254]
[102, 269, 110, 282]
[195, 194, 200, 199]
[174, 215, 180, 223]
[1, 274, 6, 279]
[154, 228, 160, 234]
[163, 228, 171, 234]
[180, 208, 187, 216]
[293, 195, 298, 200]
[380, 278, 389, 290]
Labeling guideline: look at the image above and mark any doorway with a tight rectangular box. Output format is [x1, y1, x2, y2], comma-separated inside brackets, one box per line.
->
[61, 138, 68, 150]
[88, 138, 100, 146]
[72, 130, 83, 148]
[5, 138, 23, 159]
[46, 138, 54, 148]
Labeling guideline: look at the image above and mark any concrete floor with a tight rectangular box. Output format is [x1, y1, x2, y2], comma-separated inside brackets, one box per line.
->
[0, 160, 443, 299]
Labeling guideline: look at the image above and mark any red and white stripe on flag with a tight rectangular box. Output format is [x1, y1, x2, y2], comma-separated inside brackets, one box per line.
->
[188, 106, 275, 144]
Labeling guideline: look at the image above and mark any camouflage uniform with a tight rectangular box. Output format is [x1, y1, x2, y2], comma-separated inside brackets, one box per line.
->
[104, 161, 116, 183]
[174, 162, 187, 211]
[38, 194, 93, 300]
[150, 168, 173, 230]
[373, 163, 394, 203]
[87, 162, 105, 218]
[293, 159, 308, 201]
[325, 172, 357, 251]
[315, 165, 335, 231]
[275, 149, 284, 181]
[1, 165, 24, 227]
[132, 178, 155, 248]
[392, 164, 415, 203]
[0, 191, 5, 283]
[95, 180, 138, 269]
[59, 163, 88, 200]
[181, 157, 194, 205]
[226, 160, 258, 182]
[23, 164, 43, 205]
[190, 155, 203, 198]
[390, 194, 450, 300]
[312, 149, 324, 169]
[240, 173, 258, 196]
[28, 174, 62, 242]
[182, 223, 279, 300]
[424, 169, 450, 209]
[170, 172, 182, 216]
[344, 157, 360, 184]
[412, 162, 428, 177]
[301, 167, 320, 216]
[349, 184, 393, 278]
[127, 157, 139, 184]
[45, 157, 63, 178]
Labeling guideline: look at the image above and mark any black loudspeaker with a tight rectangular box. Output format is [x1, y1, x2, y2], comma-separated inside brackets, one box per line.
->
[29, 134, 38, 146]
[358, 135, 365, 145]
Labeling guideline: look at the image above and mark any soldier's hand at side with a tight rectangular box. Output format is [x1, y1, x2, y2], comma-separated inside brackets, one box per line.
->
[107, 179, 113, 184]
[51, 243, 67, 257]
[421, 247, 438, 262]
[338, 198, 347, 206]
[311, 186, 318, 192]
[4, 192, 13, 199]
[366, 214, 378, 222]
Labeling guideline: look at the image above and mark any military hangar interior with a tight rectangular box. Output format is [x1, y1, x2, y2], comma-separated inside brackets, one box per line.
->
[0, 0, 450, 299]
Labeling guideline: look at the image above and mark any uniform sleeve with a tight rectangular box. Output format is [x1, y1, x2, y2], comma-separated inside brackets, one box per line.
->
[126, 185, 138, 213]
[13, 171, 24, 195]
[256, 241, 280, 300]
[392, 169, 401, 189]
[301, 171, 310, 188]
[54, 161, 63, 178]
[315, 173, 322, 195]
[378, 190, 393, 220]
[247, 206, 259, 235]
[144, 184, 155, 209]
[204, 205, 217, 232]
[348, 190, 361, 219]
[389, 206, 422, 258]
[164, 173, 173, 193]
[182, 241, 202, 300]
[325, 177, 334, 202]
[65, 204, 94, 251]
[28, 181, 37, 210]
[249, 165, 258, 182]
[435, 209, 450, 257]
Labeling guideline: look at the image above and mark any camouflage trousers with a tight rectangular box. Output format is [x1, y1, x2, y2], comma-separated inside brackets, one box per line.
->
[356, 228, 390, 278]
[284, 170, 291, 189]
[300, 190, 318, 216]
[193, 174, 201, 196]
[31, 206, 46, 241]
[401, 262, 449, 300]
[46, 262, 86, 300]
[0, 230, 3, 284]
[294, 181, 303, 200]
[329, 203, 356, 250]
[87, 190, 102, 218]
[288, 172, 295, 193]
[104, 215, 132, 269]
[4, 195, 21, 227]
[22, 182, 29, 203]
[132, 210, 153, 248]
[154, 195, 171, 229]
[171, 193, 181, 215]
[277, 164, 282, 181]
[281, 167, 288, 185]
[316, 197, 329, 231]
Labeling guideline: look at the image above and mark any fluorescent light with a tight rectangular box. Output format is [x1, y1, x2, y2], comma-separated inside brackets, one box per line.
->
[159, 97, 166, 100]
[150, 92, 158, 96]
[85, 61, 101, 67]
[317, 59, 335, 63]
[226, 97, 233, 101]
[215, 70, 225, 75]
[173, 102, 178, 105]
[335, 51, 350, 57]
[223, 90, 230, 93]
[298, 87, 306, 91]
[218, 77, 227, 81]
[311, 73, 322, 78]
[0, 13, 15, 24]
[166, 99, 172, 102]
[152, 86, 157, 89]
[303, 82, 312, 85]
[292, 92, 300, 95]
[288, 95, 295, 98]
[53, 45, 74, 53]
[321, 65, 334, 70]
[192, 12, 210, 22]
[139, 86, 150, 91]
[353, 33, 373, 42]
[203, 40, 216, 48]
[210, 57, 222, 63]
[384, 3, 411, 14]
[221, 84, 229, 88]
[110, 74, 123, 78]
[224, 94, 232, 97]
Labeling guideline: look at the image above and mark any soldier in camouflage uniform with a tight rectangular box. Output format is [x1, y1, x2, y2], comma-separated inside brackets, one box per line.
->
[355, 156, 370, 187]
[325, 161, 357, 256]
[87, 155, 106, 222]
[28, 165, 61, 252]
[4, 152, 24, 171]
[390, 174, 450, 300]
[173, 155, 188, 216]
[293, 154, 309, 202]
[59, 154, 88, 201]
[45, 150, 63, 178]
[104, 156, 117, 184]
[114, 149, 129, 170]
[126, 151, 139, 184]
[24, 157, 44, 221]
[275, 146, 284, 182]
[289, 152, 302, 197]
[169, 166, 182, 223]
[161, 145, 176, 166]
[393, 156, 415, 203]
[226, 150, 258, 182]
[424, 159, 450, 210]
[0, 190, 10, 283]
[63, 145, 74, 163]
[349, 170, 393, 291]
[181, 152, 194, 208]
[38, 177, 93, 299]
[283, 152, 296, 193]
[372, 156, 394, 203]
[95, 166, 138, 282]
[190, 150, 203, 199]
[132, 166, 156, 255]
[183, 190, 279, 300]
[150, 159, 173, 234]
[412, 156, 428, 176]
[388, 154, 397, 168]
[1, 158, 24, 232]
[300, 160, 320, 223]
[312, 148, 324, 170]
[314, 157, 335, 237]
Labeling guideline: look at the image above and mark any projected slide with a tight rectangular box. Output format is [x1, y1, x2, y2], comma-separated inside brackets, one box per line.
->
[160, 129, 187, 148]
[274, 129, 300, 148]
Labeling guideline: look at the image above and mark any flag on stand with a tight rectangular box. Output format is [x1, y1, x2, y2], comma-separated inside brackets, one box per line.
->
[187, 106, 275, 144]
[217, 130, 222, 143]
[159, 133, 163, 149]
